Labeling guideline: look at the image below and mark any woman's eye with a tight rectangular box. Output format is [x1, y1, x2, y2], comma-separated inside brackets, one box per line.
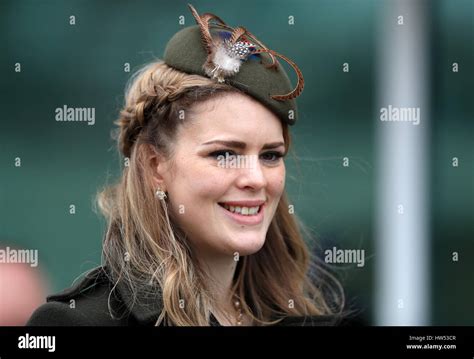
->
[209, 150, 235, 159]
[260, 152, 284, 162]
[209, 150, 284, 163]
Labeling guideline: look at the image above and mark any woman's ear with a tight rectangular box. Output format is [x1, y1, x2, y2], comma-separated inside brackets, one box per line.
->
[147, 144, 168, 191]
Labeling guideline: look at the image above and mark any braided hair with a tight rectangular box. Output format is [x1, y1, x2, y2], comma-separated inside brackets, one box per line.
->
[114, 61, 237, 159]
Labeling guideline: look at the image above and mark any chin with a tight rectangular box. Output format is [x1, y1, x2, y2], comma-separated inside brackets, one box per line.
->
[230, 235, 266, 256]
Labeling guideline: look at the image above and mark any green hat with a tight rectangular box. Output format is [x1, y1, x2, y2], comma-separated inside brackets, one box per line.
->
[163, 4, 304, 125]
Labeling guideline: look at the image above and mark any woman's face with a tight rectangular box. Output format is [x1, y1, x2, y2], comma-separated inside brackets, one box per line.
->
[157, 93, 286, 258]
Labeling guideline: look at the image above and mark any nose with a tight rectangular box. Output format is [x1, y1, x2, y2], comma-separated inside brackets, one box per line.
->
[235, 159, 268, 191]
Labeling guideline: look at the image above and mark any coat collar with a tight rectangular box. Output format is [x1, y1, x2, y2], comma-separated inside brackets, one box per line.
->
[112, 271, 164, 325]
[111, 269, 218, 326]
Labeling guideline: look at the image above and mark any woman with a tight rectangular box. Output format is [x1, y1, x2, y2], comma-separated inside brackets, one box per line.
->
[28, 4, 343, 326]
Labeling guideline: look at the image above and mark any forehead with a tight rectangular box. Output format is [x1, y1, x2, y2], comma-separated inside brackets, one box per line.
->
[182, 93, 284, 143]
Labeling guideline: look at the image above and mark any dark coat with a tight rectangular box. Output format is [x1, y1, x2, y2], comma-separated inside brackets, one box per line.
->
[27, 266, 340, 326]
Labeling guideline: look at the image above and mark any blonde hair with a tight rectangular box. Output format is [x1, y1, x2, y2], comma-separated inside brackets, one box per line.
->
[97, 61, 344, 326]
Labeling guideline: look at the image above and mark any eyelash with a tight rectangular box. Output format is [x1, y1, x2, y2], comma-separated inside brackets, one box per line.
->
[209, 150, 285, 163]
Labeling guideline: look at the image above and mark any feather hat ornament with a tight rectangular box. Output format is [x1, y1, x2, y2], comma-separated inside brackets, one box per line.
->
[187, 4, 304, 101]
[163, 4, 304, 125]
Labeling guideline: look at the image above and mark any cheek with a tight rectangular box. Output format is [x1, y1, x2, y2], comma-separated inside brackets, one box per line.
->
[268, 165, 286, 196]
[173, 159, 230, 200]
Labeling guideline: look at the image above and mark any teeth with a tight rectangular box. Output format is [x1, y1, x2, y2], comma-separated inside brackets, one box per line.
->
[221, 203, 261, 216]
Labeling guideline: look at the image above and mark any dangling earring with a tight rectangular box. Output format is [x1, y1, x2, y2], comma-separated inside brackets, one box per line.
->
[155, 187, 176, 248]
[155, 188, 167, 200]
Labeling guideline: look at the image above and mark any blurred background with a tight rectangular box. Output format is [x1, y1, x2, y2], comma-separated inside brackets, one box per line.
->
[0, 0, 472, 325]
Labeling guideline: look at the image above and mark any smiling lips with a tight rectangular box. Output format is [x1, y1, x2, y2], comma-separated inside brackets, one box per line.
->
[218, 200, 265, 225]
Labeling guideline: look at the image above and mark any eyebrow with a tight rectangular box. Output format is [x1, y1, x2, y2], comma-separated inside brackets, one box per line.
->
[201, 140, 285, 150]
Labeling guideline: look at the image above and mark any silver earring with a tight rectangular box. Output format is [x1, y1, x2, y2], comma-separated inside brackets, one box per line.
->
[155, 188, 167, 200]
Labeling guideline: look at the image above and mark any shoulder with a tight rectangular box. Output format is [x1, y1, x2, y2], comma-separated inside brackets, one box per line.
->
[26, 301, 95, 326]
[27, 267, 131, 326]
